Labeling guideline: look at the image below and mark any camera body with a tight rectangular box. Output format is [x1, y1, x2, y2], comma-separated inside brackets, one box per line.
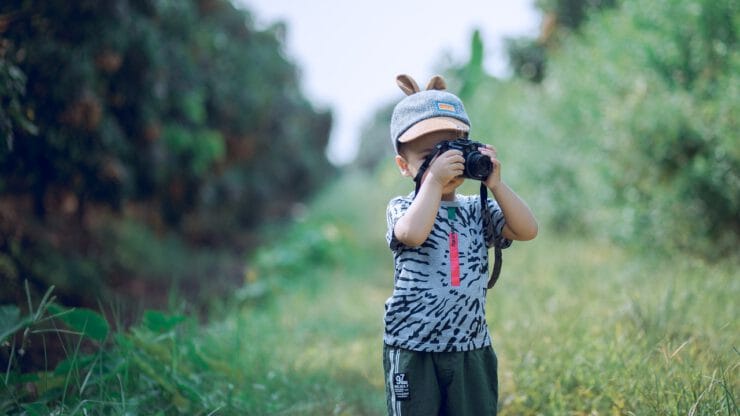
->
[434, 138, 493, 181]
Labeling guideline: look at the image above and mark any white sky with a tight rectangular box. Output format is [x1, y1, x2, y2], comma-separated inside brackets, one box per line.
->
[237, 0, 540, 164]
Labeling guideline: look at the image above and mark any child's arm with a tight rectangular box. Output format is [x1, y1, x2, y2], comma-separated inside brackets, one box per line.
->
[394, 150, 464, 247]
[480, 145, 538, 241]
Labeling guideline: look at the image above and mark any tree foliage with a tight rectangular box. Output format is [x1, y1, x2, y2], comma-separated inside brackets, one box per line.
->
[506, 0, 619, 83]
[515, 0, 739, 255]
[601, 0, 739, 254]
[0, 0, 334, 307]
[536, 0, 618, 30]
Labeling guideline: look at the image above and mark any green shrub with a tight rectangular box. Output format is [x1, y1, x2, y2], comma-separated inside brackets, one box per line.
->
[581, 0, 739, 255]
[470, 0, 739, 255]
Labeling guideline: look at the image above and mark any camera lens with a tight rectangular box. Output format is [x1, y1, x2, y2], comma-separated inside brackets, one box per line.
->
[465, 152, 493, 180]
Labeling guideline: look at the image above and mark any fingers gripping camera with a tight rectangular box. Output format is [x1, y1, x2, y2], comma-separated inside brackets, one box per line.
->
[433, 139, 493, 181]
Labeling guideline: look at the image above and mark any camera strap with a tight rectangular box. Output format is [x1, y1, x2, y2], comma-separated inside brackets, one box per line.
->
[413, 151, 503, 290]
[412, 147, 442, 196]
[481, 184, 503, 289]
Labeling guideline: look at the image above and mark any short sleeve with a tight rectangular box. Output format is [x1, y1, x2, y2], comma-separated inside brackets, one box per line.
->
[484, 198, 513, 250]
[386, 196, 411, 251]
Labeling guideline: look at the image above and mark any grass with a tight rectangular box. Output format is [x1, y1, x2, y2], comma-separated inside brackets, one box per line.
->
[2, 170, 738, 414]
[492, 235, 738, 415]
[200, 170, 739, 415]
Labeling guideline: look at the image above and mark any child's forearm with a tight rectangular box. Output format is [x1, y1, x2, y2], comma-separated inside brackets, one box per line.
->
[394, 181, 444, 247]
[490, 181, 538, 241]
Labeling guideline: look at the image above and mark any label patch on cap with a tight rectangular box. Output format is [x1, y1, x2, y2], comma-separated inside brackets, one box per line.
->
[436, 102, 456, 112]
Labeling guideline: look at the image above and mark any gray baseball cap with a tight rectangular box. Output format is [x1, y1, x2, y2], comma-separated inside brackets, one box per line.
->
[390, 75, 470, 154]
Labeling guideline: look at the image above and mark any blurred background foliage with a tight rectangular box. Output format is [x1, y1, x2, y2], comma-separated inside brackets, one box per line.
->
[358, 0, 738, 257]
[1, 0, 335, 312]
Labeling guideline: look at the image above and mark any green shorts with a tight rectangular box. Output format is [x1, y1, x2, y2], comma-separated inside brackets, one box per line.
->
[383, 344, 498, 416]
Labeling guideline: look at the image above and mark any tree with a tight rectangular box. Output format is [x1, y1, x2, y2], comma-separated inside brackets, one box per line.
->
[0, 0, 335, 308]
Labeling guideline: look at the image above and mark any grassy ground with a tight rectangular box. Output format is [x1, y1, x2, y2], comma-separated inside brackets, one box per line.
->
[3, 171, 737, 415]
[199, 171, 738, 415]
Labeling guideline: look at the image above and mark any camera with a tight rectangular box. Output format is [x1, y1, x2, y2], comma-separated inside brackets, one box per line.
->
[433, 138, 493, 181]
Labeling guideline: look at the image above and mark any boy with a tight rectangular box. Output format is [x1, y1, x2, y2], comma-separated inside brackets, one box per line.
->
[384, 74, 538, 416]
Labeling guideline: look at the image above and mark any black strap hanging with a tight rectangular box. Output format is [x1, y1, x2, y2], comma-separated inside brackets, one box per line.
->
[480, 183, 503, 289]
[412, 146, 441, 196]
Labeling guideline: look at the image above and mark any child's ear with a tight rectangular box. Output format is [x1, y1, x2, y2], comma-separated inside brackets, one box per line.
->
[395, 154, 413, 177]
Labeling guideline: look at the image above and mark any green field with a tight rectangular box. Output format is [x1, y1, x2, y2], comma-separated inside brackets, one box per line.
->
[194, 171, 738, 415]
[3, 170, 738, 415]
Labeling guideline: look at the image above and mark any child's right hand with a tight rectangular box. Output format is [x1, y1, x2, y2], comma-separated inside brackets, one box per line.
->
[425, 149, 465, 187]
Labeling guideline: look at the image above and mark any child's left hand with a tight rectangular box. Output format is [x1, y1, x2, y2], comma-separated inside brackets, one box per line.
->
[479, 144, 502, 190]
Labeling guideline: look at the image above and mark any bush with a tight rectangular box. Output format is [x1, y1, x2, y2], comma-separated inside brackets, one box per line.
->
[478, 0, 739, 255]
[574, 0, 739, 255]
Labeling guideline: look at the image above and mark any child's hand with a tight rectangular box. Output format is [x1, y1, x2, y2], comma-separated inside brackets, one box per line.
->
[426, 149, 464, 187]
[479, 144, 502, 190]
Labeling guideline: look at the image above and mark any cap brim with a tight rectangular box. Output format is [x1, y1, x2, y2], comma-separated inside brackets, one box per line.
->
[398, 117, 470, 144]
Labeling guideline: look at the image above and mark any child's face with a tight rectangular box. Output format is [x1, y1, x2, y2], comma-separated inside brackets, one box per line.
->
[395, 130, 465, 195]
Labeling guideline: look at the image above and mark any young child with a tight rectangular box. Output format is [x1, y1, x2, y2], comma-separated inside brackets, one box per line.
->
[384, 74, 538, 416]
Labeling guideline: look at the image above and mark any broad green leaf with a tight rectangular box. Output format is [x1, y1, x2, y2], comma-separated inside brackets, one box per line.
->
[142, 310, 186, 333]
[53, 353, 96, 376]
[20, 402, 49, 416]
[0, 304, 32, 343]
[48, 304, 109, 342]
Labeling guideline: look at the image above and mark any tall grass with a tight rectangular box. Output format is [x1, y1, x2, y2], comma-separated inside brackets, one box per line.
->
[204, 168, 739, 415]
[491, 232, 738, 415]
[2, 171, 737, 414]
[209, 169, 738, 415]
